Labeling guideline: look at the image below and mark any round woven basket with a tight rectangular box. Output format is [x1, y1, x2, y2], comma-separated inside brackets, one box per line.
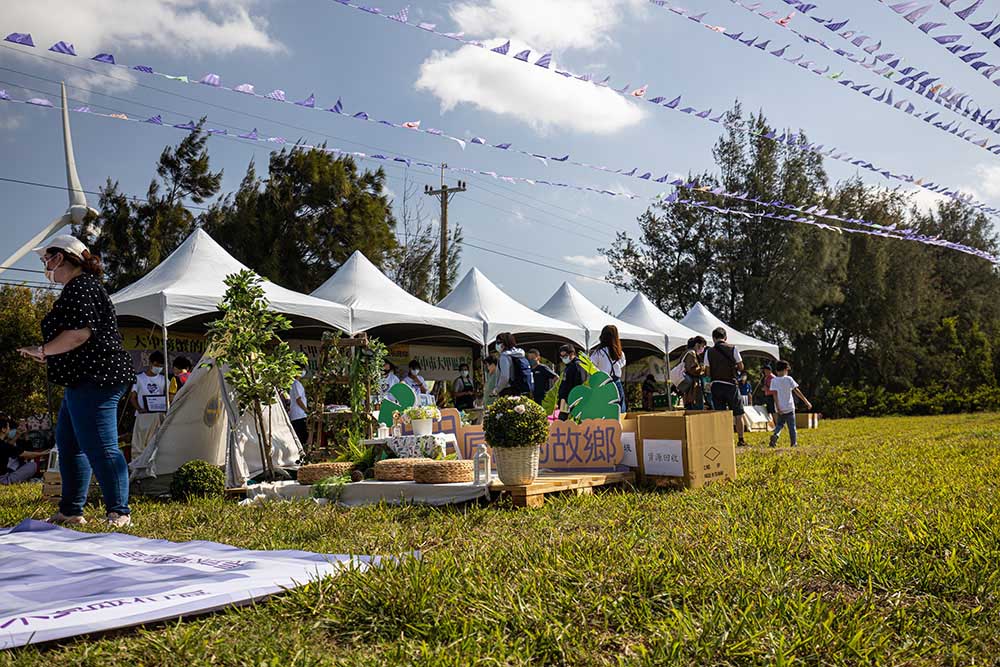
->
[374, 458, 430, 481]
[298, 462, 356, 485]
[412, 460, 474, 484]
[494, 446, 539, 486]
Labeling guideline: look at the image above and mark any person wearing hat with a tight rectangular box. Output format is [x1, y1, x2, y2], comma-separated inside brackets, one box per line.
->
[17, 235, 135, 529]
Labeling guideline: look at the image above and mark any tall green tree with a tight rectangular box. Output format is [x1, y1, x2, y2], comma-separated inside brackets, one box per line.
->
[76, 121, 223, 291]
[202, 147, 397, 293]
[0, 286, 59, 418]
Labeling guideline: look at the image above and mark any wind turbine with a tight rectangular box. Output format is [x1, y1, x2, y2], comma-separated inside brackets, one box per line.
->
[0, 82, 98, 277]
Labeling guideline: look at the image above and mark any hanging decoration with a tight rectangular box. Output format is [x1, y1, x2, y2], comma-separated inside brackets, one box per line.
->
[2, 91, 995, 264]
[3, 28, 997, 220]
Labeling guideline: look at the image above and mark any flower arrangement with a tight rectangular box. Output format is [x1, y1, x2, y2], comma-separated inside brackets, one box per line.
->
[482, 396, 549, 449]
[396, 405, 442, 424]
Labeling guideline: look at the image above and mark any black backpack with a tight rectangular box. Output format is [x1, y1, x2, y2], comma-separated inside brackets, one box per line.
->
[510, 356, 535, 395]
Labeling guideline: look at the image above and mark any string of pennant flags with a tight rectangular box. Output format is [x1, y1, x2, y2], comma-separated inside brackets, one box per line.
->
[325, 0, 1000, 160]
[670, 194, 1000, 264]
[725, 0, 993, 139]
[875, 0, 1000, 82]
[316, 5, 1000, 218]
[3, 91, 996, 264]
[780, 0, 1000, 105]
[644, 0, 1000, 156]
[5, 28, 998, 222]
[0, 92, 637, 200]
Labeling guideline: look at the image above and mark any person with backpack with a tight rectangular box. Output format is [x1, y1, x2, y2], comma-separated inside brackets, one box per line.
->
[704, 327, 748, 447]
[493, 332, 534, 398]
[670, 336, 707, 409]
[590, 325, 627, 412]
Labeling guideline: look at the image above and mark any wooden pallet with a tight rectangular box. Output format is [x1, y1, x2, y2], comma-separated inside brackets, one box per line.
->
[490, 471, 635, 508]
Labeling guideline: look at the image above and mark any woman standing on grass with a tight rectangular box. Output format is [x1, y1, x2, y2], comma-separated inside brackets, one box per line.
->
[17, 236, 135, 529]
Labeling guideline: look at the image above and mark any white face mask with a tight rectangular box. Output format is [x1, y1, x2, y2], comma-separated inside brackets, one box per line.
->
[462, 370, 470, 377]
[560, 356, 571, 365]
[494, 343, 502, 352]
[151, 366, 163, 375]
[6, 429, 16, 440]
[43, 256, 62, 283]
[299, 369, 307, 378]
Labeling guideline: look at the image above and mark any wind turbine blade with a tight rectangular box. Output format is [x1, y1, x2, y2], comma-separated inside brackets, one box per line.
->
[61, 82, 87, 210]
[0, 214, 71, 277]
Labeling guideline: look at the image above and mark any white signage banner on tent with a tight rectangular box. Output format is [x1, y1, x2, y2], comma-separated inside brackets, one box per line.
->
[0, 520, 371, 649]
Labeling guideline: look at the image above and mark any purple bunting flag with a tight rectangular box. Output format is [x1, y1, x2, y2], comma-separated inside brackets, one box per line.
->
[4, 33, 34, 47]
[48, 41, 76, 56]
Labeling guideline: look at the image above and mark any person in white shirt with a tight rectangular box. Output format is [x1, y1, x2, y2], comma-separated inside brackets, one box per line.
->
[129, 351, 167, 459]
[590, 325, 627, 412]
[403, 360, 428, 397]
[380, 360, 401, 401]
[769, 360, 812, 448]
[288, 367, 309, 445]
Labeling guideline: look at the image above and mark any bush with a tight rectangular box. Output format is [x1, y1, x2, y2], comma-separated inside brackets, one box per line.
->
[170, 460, 225, 500]
[483, 396, 549, 448]
[817, 384, 1000, 419]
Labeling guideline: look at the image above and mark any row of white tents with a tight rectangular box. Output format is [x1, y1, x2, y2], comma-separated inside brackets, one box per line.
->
[111, 228, 780, 359]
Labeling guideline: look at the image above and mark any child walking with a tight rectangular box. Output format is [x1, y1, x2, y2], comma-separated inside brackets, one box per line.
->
[769, 361, 812, 448]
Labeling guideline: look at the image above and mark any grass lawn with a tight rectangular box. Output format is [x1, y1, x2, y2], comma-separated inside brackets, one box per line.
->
[2, 413, 1000, 666]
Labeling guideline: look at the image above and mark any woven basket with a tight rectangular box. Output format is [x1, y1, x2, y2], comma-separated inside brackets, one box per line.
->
[494, 446, 540, 486]
[412, 460, 474, 484]
[374, 458, 430, 481]
[298, 462, 356, 485]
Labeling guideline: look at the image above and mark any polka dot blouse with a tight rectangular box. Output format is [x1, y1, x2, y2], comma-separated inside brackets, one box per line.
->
[41, 273, 135, 388]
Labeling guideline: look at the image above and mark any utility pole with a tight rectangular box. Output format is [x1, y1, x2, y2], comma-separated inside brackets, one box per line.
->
[424, 163, 466, 302]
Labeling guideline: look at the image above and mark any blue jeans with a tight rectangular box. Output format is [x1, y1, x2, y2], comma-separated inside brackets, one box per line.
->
[772, 411, 798, 447]
[56, 381, 130, 516]
[612, 378, 627, 413]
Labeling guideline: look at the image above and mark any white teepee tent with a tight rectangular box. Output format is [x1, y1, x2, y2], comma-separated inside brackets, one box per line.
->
[130, 358, 303, 494]
[0, 83, 98, 276]
[617, 294, 702, 354]
[537, 282, 665, 353]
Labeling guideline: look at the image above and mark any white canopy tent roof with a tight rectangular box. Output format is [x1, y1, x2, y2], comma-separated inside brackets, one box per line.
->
[311, 251, 483, 344]
[111, 228, 352, 331]
[680, 302, 780, 359]
[617, 294, 703, 354]
[537, 282, 665, 353]
[437, 268, 586, 348]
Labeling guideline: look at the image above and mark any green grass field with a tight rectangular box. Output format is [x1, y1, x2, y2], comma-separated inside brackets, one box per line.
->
[2, 413, 999, 666]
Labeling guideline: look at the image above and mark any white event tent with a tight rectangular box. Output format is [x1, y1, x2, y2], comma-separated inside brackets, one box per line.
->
[617, 294, 703, 355]
[437, 268, 586, 349]
[311, 250, 483, 344]
[681, 302, 780, 359]
[537, 282, 665, 354]
[112, 228, 352, 332]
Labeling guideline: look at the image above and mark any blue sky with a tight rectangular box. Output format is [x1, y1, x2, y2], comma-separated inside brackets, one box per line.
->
[1, 0, 999, 316]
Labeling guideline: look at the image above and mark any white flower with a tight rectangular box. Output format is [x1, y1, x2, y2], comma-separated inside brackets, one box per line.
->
[513, 404, 526, 414]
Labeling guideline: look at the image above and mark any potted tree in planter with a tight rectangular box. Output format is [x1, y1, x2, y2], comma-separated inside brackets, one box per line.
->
[208, 270, 307, 481]
[483, 396, 549, 485]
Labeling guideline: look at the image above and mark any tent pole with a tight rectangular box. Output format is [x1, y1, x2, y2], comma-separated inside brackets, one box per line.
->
[162, 323, 170, 408]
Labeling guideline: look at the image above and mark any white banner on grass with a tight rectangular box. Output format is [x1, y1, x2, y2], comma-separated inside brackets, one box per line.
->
[0, 520, 371, 649]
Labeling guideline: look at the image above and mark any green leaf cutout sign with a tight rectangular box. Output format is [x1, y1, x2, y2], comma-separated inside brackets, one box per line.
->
[378, 382, 417, 427]
[567, 371, 622, 421]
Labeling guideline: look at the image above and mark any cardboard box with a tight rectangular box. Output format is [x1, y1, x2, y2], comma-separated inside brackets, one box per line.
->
[620, 416, 639, 469]
[636, 411, 737, 489]
[796, 413, 820, 429]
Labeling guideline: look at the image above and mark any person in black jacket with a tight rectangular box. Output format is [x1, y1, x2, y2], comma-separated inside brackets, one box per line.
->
[557, 345, 587, 415]
[527, 348, 558, 405]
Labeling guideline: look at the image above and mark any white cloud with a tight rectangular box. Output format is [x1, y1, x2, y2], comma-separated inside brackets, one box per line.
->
[416, 45, 644, 134]
[906, 186, 949, 214]
[450, 0, 644, 52]
[563, 254, 610, 270]
[969, 163, 1000, 200]
[2, 1, 281, 57]
[0, 114, 23, 131]
[415, 0, 646, 134]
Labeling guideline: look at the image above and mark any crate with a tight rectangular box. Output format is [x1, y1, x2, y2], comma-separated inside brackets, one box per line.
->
[41, 471, 98, 504]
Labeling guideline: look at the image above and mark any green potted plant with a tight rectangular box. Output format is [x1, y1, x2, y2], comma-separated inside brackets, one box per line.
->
[483, 396, 549, 485]
[398, 405, 441, 436]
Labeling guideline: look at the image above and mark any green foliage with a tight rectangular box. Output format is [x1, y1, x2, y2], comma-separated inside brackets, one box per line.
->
[819, 384, 1000, 419]
[0, 286, 59, 418]
[311, 474, 352, 502]
[207, 271, 306, 479]
[482, 395, 549, 448]
[540, 376, 561, 415]
[5, 414, 1000, 665]
[169, 460, 224, 500]
[567, 371, 622, 421]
